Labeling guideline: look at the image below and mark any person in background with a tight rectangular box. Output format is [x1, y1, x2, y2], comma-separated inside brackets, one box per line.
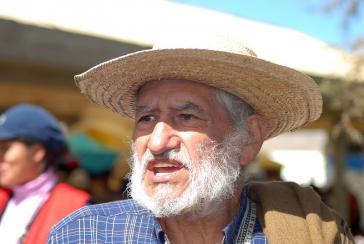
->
[0, 104, 90, 244]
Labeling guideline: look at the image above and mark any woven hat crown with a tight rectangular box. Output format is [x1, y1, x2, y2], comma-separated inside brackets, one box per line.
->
[152, 33, 257, 57]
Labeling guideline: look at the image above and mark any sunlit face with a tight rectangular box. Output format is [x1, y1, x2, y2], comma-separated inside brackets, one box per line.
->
[0, 140, 43, 187]
[132, 79, 233, 201]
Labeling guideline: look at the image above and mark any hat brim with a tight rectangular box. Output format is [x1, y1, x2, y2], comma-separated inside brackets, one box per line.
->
[74, 48, 322, 139]
[0, 127, 17, 141]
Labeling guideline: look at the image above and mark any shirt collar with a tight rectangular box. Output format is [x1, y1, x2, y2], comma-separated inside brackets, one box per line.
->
[153, 187, 250, 244]
[223, 186, 249, 243]
[155, 219, 166, 243]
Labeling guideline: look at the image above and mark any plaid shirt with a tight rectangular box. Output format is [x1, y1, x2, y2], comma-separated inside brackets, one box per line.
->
[48, 188, 267, 244]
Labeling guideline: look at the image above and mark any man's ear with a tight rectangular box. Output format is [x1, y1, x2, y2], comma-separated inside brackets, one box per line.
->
[239, 115, 268, 167]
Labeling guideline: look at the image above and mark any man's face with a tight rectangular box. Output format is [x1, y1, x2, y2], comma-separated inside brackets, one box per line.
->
[131, 80, 243, 216]
[0, 140, 42, 187]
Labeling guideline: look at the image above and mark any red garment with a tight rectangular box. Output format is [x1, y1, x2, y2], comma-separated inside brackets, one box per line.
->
[0, 188, 11, 214]
[0, 183, 90, 244]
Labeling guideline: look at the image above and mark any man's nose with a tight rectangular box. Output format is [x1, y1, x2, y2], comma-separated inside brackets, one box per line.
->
[147, 121, 180, 155]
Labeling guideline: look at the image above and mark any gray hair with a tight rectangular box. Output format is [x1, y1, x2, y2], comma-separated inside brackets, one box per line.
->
[216, 89, 255, 130]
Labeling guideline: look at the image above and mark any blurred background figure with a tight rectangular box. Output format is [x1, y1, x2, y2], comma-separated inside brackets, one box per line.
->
[0, 104, 90, 244]
[247, 153, 283, 182]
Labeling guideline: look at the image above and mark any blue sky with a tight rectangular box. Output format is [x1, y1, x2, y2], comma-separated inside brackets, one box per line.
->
[172, 0, 363, 50]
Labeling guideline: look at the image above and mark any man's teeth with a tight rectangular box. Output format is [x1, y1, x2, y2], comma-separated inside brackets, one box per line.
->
[155, 172, 170, 177]
[154, 163, 176, 167]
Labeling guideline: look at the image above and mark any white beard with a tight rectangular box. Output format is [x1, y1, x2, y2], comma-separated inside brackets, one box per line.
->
[128, 130, 248, 218]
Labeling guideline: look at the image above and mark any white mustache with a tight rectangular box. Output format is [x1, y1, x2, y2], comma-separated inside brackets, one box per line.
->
[138, 149, 193, 173]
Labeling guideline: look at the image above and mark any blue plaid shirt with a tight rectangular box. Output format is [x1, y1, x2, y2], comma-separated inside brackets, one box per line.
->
[48, 188, 267, 243]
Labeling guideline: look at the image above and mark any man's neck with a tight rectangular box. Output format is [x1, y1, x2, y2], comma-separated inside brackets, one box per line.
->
[161, 196, 240, 244]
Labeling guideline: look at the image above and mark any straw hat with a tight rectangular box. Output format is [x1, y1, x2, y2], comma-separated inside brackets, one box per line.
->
[74, 34, 322, 139]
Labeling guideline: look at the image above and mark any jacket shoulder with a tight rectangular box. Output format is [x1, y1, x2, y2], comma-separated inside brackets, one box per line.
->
[53, 183, 90, 199]
[24, 183, 89, 244]
[248, 181, 354, 243]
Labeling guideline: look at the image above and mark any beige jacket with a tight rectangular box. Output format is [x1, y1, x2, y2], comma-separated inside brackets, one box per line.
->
[248, 181, 354, 244]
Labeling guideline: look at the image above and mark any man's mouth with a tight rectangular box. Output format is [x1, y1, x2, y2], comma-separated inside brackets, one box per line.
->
[146, 160, 184, 182]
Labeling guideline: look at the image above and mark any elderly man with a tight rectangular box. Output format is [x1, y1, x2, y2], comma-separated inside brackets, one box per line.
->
[48, 35, 353, 243]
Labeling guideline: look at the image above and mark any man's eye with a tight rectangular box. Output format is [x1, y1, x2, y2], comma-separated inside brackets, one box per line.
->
[178, 114, 197, 121]
[137, 115, 155, 123]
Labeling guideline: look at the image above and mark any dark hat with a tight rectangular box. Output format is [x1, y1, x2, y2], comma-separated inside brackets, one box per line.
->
[0, 104, 67, 156]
